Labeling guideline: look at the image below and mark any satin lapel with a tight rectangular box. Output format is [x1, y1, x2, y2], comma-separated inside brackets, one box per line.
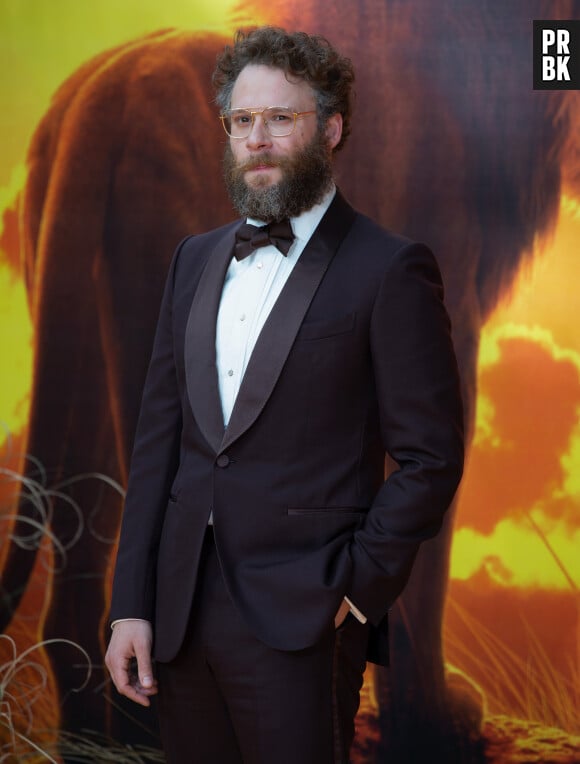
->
[221, 191, 356, 453]
[184, 228, 236, 454]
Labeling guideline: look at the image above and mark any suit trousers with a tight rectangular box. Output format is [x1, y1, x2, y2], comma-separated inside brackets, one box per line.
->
[156, 527, 370, 764]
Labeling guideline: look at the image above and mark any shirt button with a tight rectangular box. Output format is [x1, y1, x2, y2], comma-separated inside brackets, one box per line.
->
[227, 369, 234, 377]
[216, 454, 230, 468]
[256, 261, 263, 269]
[240, 314, 246, 322]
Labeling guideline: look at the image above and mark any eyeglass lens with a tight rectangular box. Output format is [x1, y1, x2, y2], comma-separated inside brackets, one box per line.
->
[223, 108, 297, 138]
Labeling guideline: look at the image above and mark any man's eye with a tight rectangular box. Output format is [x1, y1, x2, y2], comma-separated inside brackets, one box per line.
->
[269, 111, 292, 122]
[232, 114, 251, 126]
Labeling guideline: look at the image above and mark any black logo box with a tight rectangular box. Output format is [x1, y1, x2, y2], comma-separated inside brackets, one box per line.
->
[533, 20, 580, 90]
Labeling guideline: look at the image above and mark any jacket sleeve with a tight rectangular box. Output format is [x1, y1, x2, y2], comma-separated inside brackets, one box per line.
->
[109, 238, 192, 623]
[347, 241, 464, 625]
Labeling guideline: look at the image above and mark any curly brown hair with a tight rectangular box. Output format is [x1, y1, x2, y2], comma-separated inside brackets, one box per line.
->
[213, 26, 355, 153]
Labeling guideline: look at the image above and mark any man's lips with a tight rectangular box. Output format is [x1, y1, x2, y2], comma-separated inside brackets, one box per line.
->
[241, 156, 280, 172]
[245, 163, 278, 172]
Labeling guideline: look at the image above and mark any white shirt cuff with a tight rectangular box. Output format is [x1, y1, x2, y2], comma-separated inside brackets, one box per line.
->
[110, 617, 150, 630]
[344, 596, 367, 624]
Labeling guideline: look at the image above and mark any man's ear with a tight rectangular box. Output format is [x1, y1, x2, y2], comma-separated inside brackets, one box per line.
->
[325, 113, 343, 151]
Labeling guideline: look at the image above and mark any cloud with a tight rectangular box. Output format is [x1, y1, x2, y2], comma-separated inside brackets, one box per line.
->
[451, 323, 580, 591]
[458, 324, 580, 534]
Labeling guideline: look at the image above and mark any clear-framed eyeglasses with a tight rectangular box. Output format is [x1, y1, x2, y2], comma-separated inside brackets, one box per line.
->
[220, 106, 317, 138]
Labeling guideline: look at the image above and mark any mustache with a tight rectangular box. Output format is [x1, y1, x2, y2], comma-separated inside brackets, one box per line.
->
[237, 154, 281, 172]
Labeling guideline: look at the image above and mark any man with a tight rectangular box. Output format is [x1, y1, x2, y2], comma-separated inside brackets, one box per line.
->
[105, 26, 464, 763]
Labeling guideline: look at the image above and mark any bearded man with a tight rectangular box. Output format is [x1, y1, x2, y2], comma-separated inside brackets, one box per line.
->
[105, 26, 464, 764]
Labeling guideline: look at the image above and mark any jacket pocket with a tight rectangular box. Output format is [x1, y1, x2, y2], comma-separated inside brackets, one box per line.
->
[287, 506, 365, 517]
[295, 312, 355, 341]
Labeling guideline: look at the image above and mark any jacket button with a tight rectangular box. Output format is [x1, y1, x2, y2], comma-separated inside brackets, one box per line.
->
[216, 454, 230, 468]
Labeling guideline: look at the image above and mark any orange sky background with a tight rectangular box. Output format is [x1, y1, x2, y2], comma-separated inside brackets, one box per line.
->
[0, 0, 578, 736]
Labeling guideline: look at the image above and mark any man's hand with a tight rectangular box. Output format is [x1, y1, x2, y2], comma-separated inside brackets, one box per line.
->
[105, 620, 158, 707]
[334, 598, 351, 628]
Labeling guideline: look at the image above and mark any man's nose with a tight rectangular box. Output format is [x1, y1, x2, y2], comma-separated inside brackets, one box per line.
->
[246, 114, 272, 149]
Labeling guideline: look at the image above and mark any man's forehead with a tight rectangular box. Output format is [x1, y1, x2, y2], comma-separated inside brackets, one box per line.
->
[232, 64, 315, 102]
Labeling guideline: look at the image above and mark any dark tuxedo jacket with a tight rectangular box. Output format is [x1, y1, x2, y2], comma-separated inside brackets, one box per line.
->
[110, 190, 464, 665]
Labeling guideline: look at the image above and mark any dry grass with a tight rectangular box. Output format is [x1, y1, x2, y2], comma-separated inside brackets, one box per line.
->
[0, 634, 89, 762]
[445, 596, 579, 733]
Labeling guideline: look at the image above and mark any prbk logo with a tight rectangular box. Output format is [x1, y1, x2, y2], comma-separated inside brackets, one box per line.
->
[533, 20, 580, 89]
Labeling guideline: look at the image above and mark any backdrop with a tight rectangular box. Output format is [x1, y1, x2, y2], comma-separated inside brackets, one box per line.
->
[0, 1, 579, 762]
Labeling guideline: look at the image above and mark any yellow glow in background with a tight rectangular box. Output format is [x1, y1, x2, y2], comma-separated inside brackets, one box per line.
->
[0, 262, 31, 439]
[0, 0, 239, 443]
[0, 0, 240, 188]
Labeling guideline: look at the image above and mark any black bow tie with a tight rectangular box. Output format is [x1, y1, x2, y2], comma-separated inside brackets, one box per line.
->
[234, 219, 295, 261]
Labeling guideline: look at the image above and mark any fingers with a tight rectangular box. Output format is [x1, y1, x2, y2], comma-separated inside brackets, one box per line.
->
[133, 631, 157, 694]
[105, 620, 158, 707]
[334, 598, 351, 628]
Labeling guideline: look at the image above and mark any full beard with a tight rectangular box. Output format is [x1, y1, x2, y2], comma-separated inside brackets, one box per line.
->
[223, 130, 334, 222]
